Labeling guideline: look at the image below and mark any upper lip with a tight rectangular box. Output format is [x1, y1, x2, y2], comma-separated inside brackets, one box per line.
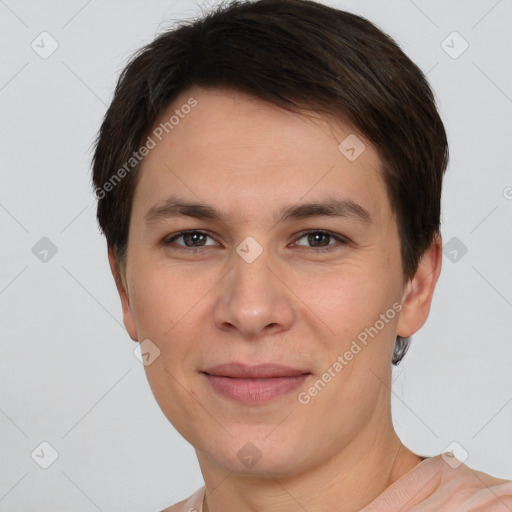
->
[202, 363, 310, 379]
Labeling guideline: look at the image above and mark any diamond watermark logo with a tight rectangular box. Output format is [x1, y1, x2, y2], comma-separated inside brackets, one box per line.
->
[133, 339, 161, 366]
[441, 31, 469, 59]
[31, 441, 59, 469]
[236, 236, 263, 263]
[443, 236, 468, 263]
[237, 442, 262, 468]
[31, 31, 59, 59]
[441, 441, 469, 469]
[32, 237, 58, 263]
[338, 134, 366, 161]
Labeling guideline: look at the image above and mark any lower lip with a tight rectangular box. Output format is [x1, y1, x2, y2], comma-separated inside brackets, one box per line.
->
[203, 373, 310, 403]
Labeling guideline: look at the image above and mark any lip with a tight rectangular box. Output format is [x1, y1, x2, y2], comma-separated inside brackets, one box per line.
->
[201, 363, 311, 404]
[202, 362, 309, 378]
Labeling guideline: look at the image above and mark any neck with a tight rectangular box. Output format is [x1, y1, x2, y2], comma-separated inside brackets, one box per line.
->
[197, 420, 422, 512]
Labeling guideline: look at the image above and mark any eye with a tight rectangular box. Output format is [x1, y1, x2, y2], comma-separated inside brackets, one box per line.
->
[292, 230, 349, 251]
[164, 230, 218, 250]
[162, 229, 349, 253]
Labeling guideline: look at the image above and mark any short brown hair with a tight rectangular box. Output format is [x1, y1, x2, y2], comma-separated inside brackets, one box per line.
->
[91, 0, 449, 364]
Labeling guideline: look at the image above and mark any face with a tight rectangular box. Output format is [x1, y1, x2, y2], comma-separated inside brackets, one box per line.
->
[111, 86, 437, 477]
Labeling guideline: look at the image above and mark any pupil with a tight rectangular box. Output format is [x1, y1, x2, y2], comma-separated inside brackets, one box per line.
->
[309, 233, 329, 247]
[185, 232, 205, 246]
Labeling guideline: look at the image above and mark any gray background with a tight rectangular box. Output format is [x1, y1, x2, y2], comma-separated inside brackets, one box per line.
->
[1, 0, 511, 510]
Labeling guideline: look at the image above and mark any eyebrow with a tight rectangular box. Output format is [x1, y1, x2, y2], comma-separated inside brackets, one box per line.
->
[144, 195, 372, 226]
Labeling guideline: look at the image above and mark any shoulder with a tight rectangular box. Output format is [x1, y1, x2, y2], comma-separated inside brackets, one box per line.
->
[160, 486, 205, 512]
[436, 455, 512, 510]
[363, 453, 512, 511]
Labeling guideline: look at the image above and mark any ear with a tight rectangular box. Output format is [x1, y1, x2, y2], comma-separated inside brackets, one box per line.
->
[108, 247, 139, 342]
[397, 234, 442, 338]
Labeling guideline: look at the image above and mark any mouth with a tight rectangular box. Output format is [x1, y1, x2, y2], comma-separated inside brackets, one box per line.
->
[201, 362, 311, 403]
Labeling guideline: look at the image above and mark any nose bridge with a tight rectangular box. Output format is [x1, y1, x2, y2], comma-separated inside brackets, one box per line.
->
[212, 242, 294, 336]
[232, 247, 272, 299]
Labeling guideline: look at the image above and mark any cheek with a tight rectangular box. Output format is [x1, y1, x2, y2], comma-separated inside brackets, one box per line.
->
[129, 273, 170, 337]
[292, 261, 400, 343]
[128, 265, 206, 430]
[128, 260, 198, 339]
[127, 262, 212, 386]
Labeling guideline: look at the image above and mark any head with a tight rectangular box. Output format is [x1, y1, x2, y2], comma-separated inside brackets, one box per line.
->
[92, 0, 447, 475]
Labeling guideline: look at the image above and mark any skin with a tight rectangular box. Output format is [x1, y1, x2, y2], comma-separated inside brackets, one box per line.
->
[108, 85, 442, 512]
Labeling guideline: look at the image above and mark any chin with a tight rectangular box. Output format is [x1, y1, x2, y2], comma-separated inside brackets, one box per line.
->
[196, 429, 318, 477]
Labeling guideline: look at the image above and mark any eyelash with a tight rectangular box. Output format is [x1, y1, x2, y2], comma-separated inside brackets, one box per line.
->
[163, 229, 350, 253]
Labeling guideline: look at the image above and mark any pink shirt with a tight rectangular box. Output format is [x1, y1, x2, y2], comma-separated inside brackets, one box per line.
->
[163, 453, 512, 511]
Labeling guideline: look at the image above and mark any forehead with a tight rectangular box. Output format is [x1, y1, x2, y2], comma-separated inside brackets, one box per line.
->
[132, 86, 391, 225]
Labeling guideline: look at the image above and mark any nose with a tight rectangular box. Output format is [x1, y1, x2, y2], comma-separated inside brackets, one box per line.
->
[212, 248, 295, 339]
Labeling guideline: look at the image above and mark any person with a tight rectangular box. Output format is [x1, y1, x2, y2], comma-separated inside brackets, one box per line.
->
[91, 0, 512, 510]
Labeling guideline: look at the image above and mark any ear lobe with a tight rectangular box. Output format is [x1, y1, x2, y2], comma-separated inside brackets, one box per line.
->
[397, 234, 442, 338]
[108, 247, 139, 342]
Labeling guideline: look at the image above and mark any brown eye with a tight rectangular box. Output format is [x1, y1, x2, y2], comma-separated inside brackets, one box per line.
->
[293, 230, 348, 251]
[165, 230, 217, 248]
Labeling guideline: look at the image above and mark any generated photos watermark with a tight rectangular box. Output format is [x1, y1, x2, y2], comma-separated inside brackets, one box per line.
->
[298, 301, 403, 404]
[94, 97, 198, 200]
